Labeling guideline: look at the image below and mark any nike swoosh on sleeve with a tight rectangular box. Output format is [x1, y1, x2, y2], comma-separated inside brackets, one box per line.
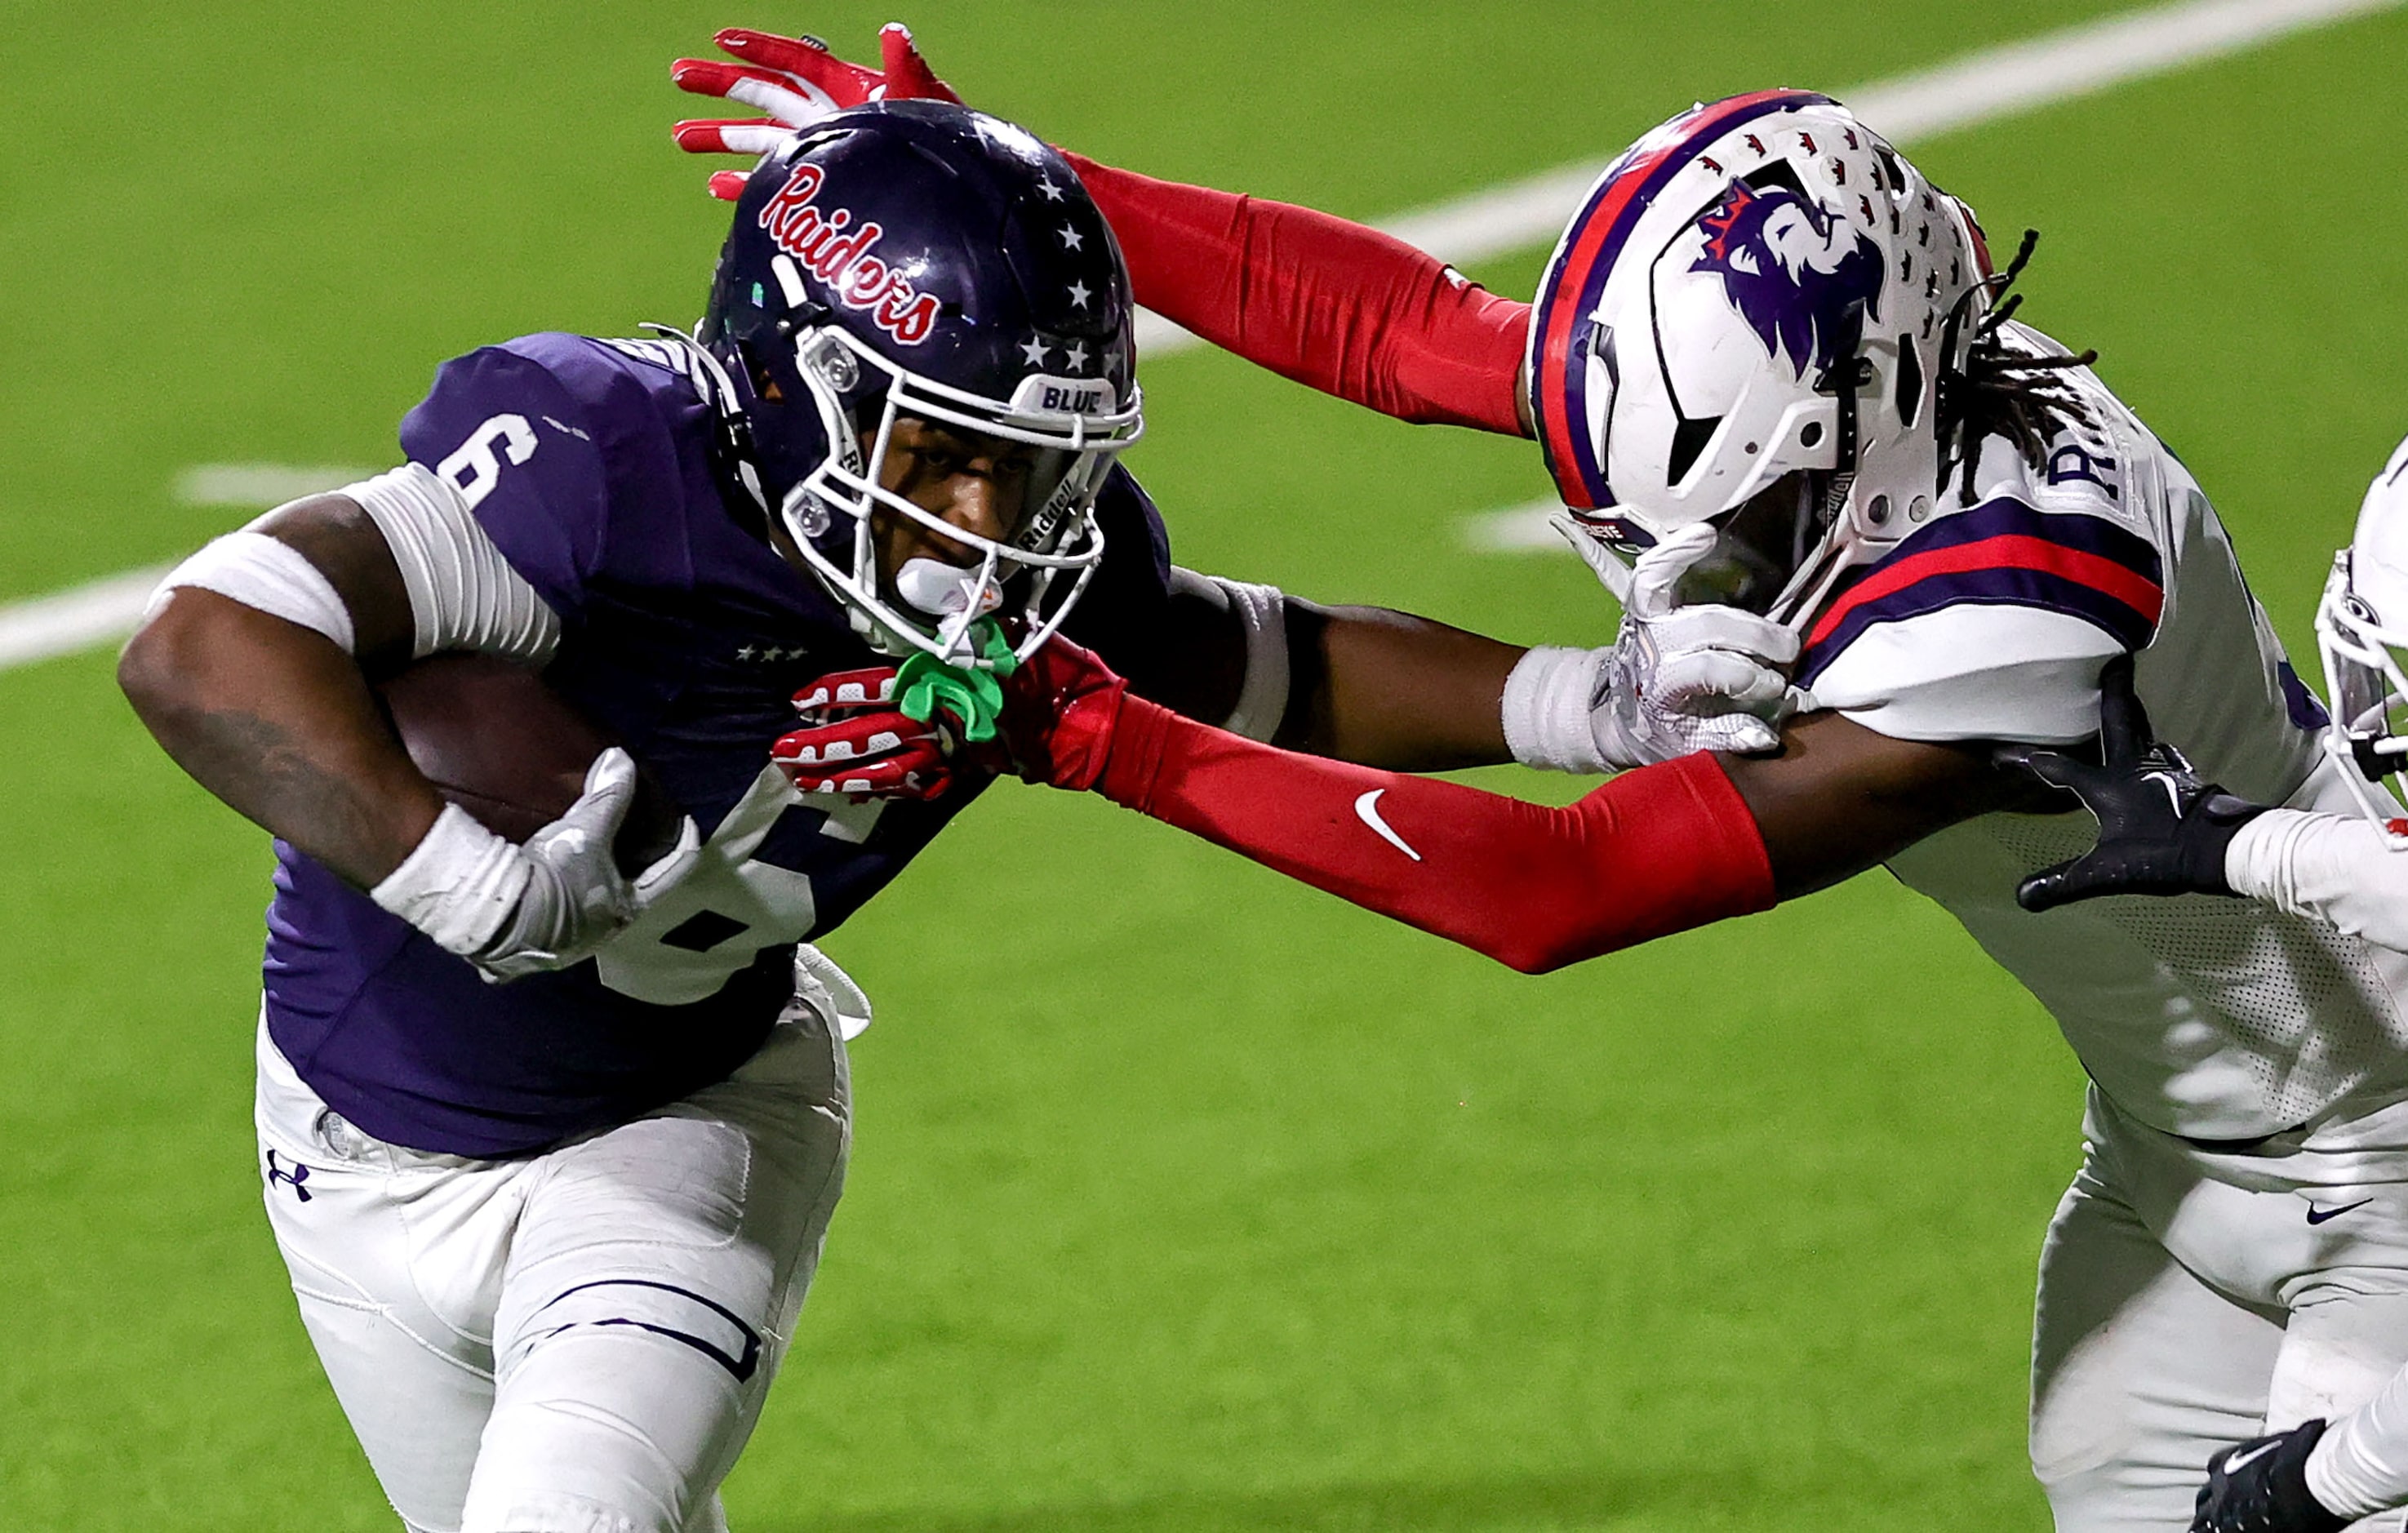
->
[1353, 789, 1423, 862]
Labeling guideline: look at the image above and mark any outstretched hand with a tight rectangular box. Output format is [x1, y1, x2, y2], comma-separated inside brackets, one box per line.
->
[2008, 654, 2268, 911]
[992, 635, 1131, 792]
[672, 24, 962, 200]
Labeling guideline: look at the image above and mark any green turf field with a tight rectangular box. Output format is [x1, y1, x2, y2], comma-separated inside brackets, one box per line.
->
[7, 2, 2408, 1528]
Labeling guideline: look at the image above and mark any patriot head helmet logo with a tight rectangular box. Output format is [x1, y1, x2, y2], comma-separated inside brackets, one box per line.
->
[1689, 180, 1885, 380]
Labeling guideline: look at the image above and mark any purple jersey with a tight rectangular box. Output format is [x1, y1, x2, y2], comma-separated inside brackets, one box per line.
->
[263, 334, 1173, 1157]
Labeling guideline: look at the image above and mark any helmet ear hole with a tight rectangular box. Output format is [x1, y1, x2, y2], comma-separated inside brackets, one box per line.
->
[1765, 396, 1840, 476]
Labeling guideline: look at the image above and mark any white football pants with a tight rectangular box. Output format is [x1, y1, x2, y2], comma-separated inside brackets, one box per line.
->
[2033, 1086, 2408, 1531]
[254, 997, 850, 1533]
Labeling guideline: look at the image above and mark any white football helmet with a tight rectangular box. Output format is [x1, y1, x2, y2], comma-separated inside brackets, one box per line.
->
[1529, 91, 1989, 629]
[2315, 433, 2408, 837]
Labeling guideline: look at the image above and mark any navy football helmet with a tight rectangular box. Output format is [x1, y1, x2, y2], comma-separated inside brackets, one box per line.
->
[693, 100, 1144, 666]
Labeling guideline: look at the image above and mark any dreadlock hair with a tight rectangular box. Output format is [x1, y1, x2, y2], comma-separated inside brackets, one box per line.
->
[1935, 229, 2100, 506]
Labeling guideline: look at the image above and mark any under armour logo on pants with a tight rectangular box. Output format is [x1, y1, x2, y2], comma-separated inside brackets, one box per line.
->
[266, 1149, 313, 1203]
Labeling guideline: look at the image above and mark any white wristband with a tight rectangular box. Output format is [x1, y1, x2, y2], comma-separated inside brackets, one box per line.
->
[149, 531, 356, 651]
[1211, 575, 1291, 744]
[369, 802, 530, 958]
[2223, 809, 2302, 904]
[1502, 645, 1609, 774]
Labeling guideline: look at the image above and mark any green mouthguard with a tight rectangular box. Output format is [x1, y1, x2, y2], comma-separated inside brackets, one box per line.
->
[895, 620, 1018, 743]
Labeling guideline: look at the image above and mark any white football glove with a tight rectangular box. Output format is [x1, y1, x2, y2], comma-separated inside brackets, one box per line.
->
[1504, 522, 1800, 771]
[372, 748, 700, 983]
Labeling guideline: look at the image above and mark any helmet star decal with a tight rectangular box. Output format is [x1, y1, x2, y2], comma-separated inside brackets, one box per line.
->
[1689, 179, 1885, 381]
[1019, 336, 1048, 366]
[1068, 279, 1092, 309]
[1065, 341, 1089, 371]
[1058, 224, 1085, 251]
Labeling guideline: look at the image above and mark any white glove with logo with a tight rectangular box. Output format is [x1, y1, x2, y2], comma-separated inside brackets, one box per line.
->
[1504, 522, 1800, 771]
[372, 748, 700, 983]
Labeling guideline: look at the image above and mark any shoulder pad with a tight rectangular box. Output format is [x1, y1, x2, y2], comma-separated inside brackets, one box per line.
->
[598, 335, 704, 381]
[1804, 605, 2124, 743]
[398, 335, 708, 613]
[1800, 496, 2164, 690]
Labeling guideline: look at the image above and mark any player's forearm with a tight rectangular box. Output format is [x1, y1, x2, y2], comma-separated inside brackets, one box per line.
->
[1277, 601, 1521, 770]
[1716, 712, 2034, 900]
[119, 590, 443, 888]
[1063, 153, 1531, 436]
[2311, 1375, 2408, 1520]
[2228, 808, 2408, 951]
[1096, 698, 1775, 973]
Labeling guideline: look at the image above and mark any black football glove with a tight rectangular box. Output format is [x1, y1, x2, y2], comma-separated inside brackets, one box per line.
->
[2194, 1419, 2351, 1533]
[2007, 653, 2272, 913]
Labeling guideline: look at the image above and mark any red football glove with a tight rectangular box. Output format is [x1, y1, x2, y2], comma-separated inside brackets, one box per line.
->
[672, 24, 962, 202]
[993, 636, 1132, 792]
[773, 667, 953, 801]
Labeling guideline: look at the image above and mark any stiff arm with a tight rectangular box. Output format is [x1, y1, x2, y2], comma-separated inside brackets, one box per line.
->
[1132, 580, 1522, 773]
[1022, 636, 2049, 971]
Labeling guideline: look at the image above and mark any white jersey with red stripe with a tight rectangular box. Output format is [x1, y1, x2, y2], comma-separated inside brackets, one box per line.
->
[1796, 324, 2408, 1142]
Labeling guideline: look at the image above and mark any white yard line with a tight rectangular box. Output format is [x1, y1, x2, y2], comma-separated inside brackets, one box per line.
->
[0, 563, 177, 670]
[175, 463, 377, 508]
[0, 464, 375, 669]
[1463, 500, 1583, 554]
[6, 0, 2397, 672]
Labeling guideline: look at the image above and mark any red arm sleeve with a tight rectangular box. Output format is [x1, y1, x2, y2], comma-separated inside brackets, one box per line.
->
[1063, 151, 1532, 438]
[1095, 697, 1776, 974]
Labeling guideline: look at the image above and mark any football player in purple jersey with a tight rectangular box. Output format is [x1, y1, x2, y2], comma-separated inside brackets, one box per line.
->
[121, 100, 1793, 1532]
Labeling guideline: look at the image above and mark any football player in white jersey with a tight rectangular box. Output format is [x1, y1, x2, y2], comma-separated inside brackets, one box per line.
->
[687, 37, 2408, 1533]
[1984, 436, 2408, 1533]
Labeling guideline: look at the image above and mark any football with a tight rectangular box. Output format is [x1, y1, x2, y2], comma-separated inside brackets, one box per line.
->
[376, 652, 686, 873]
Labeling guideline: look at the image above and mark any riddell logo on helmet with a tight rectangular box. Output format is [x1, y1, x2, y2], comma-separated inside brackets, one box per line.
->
[759, 165, 944, 345]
